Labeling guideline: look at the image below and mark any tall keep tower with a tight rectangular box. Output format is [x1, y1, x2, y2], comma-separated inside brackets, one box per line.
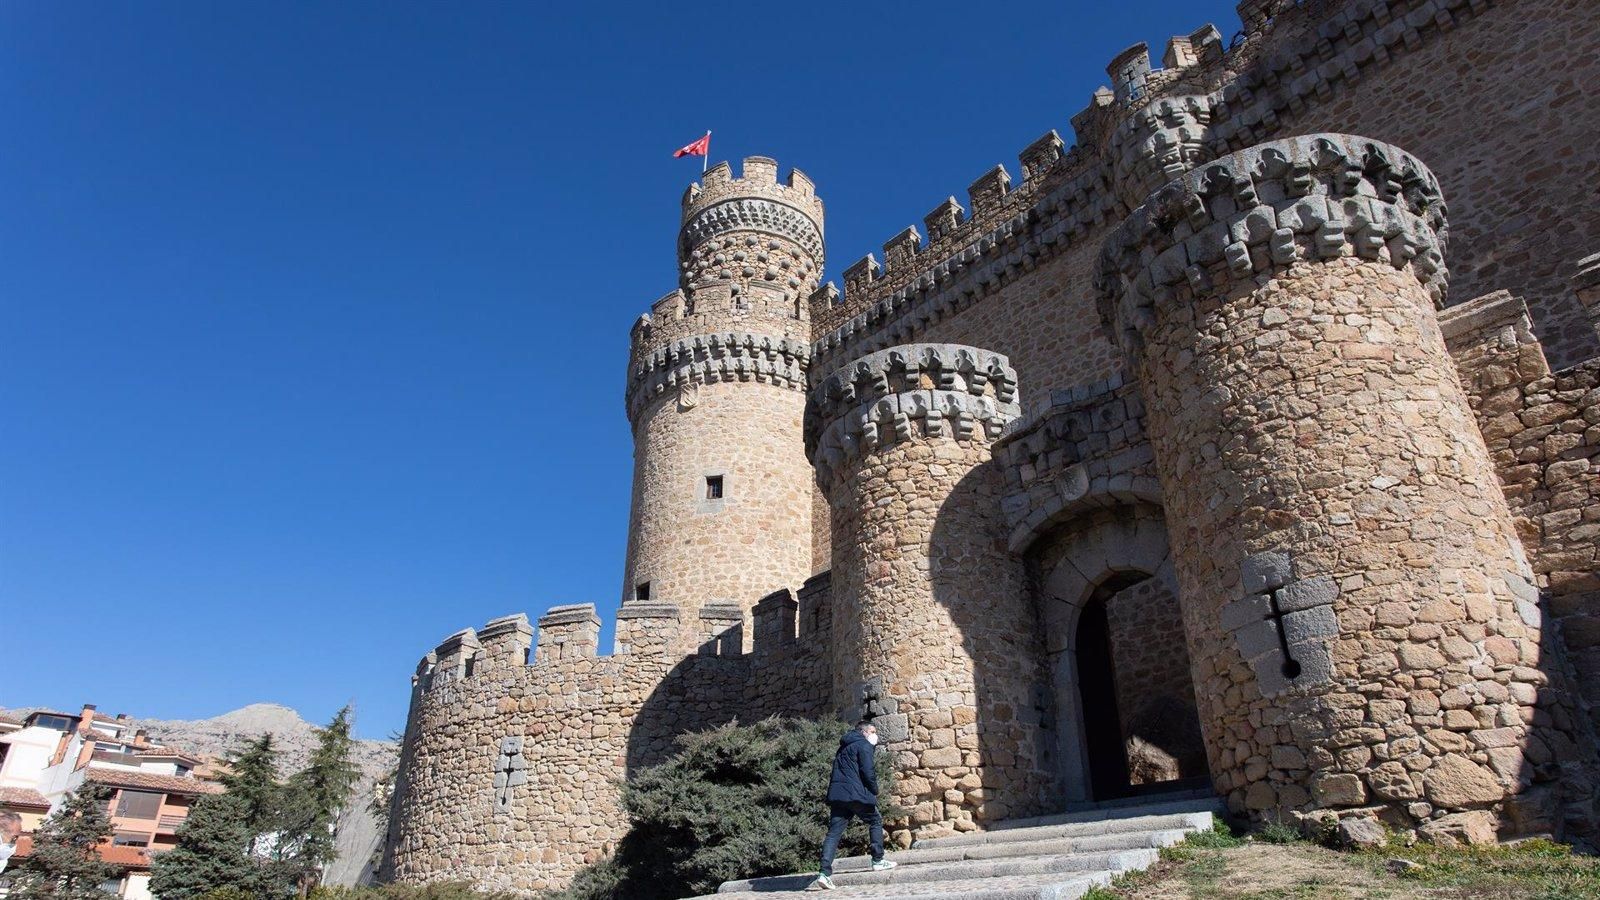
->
[620, 157, 822, 647]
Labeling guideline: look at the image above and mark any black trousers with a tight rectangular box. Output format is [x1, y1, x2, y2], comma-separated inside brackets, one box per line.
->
[819, 800, 883, 875]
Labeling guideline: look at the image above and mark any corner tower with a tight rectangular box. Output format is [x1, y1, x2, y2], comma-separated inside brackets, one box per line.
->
[620, 157, 822, 647]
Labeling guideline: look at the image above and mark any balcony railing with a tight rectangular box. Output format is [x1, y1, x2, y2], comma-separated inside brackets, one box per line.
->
[157, 814, 186, 831]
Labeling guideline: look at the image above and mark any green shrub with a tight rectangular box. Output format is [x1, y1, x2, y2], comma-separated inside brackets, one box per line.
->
[550, 717, 895, 900]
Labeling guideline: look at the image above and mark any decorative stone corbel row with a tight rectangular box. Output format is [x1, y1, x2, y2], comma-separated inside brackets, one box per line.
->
[806, 343, 1021, 491]
[1107, 93, 1218, 208]
[1095, 133, 1448, 357]
[678, 197, 825, 271]
[625, 330, 811, 422]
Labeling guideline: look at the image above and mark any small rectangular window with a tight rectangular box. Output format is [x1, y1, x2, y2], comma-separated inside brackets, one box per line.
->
[705, 476, 724, 500]
[635, 582, 651, 602]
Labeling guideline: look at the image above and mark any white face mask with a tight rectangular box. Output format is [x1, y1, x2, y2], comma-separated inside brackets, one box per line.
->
[866, 732, 879, 746]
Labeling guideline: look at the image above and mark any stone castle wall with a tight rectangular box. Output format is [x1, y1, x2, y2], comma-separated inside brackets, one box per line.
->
[384, 597, 835, 892]
[390, 0, 1600, 890]
[1243, 0, 1600, 368]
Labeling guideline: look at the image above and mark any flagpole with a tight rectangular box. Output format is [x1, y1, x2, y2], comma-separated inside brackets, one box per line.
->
[703, 130, 710, 173]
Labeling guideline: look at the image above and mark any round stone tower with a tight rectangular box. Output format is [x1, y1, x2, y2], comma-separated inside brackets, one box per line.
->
[1097, 133, 1544, 830]
[620, 157, 822, 646]
[807, 344, 1055, 841]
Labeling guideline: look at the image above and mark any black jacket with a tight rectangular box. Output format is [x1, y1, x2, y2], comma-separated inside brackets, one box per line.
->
[826, 729, 879, 804]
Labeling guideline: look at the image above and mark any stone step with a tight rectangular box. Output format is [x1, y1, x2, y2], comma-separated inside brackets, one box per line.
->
[914, 810, 1214, 849]
[1057, 783, 1215, 814]
[717, 848, 1158, 894]
[828, 827, 1190, 870]
[705, 799, 1219, 899]
[992, 795, 1224, 830]
[692, 869, 1113, 899]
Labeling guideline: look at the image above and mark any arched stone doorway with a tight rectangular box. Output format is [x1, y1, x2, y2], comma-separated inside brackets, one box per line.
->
[1032, 504, 1208, 803]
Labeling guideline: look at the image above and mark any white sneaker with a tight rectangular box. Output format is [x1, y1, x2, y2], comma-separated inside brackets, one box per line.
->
[871, 859, 897, 871]
[809, 873, 837, 890]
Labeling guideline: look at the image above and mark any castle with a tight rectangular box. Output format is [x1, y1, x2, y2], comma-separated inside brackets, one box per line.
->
[382, 0, 1600, 891]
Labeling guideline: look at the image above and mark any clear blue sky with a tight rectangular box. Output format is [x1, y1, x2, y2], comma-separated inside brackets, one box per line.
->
[2, 0, 1241, 739]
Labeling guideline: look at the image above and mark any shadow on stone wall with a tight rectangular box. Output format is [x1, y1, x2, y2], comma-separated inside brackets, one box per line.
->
[919, 461, 1060, 824]
[624, 653, 750, 777]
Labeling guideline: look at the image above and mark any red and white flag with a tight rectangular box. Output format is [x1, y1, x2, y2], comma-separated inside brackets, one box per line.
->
[673, 131, 711, 171]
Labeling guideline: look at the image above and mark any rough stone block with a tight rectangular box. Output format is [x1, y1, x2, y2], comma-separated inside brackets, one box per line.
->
[1242, 551, 1293, 593]
[1276, 575, 1339, 612]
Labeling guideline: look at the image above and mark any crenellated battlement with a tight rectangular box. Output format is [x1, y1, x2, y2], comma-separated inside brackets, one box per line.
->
[809, 0, 1500, 372]
[410, 582, 835, 700]
[629, 158, 823, 401]
[678, 158, 825, 293]
[805, 343, 1022, 491]
[681, 157, 823, 229]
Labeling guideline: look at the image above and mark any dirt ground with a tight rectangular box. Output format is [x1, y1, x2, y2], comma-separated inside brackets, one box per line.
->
[1097, 837, 1600, 900]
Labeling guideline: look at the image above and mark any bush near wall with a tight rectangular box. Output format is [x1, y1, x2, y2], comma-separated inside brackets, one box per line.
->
[552, 717, 897, 900]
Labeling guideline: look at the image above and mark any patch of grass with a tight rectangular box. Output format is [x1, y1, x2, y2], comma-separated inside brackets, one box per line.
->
[1184, 818, 1247, 849]
[1365, 837, 1600, 899]
[1252, 820, 1301, 845]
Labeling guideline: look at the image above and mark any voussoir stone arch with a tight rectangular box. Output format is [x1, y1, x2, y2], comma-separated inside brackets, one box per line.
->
[1034, 503, 1173, 654]
[1008, 477, 1165, 556]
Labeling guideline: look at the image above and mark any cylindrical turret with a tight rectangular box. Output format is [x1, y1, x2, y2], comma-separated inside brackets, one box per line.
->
[1097, 133, 1544, 830]
[620, 157, 823, 646]
[807, 344, 1055, 842]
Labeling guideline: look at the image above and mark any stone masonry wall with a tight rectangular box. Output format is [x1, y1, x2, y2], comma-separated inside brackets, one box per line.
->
[1142, 255, 1548, 828]
[386, 599, 836, 895]
[621, 379, 814, 625]
[1099, 132, 1550, 833]
[1250, 0, 1600, 368]
[809, 344, 1056, 842]
[810, 0, 1600, 407]
[1443, 291, 1600, 834]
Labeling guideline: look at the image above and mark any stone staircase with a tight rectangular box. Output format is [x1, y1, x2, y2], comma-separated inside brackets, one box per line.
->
[692, 794, 1223, 900]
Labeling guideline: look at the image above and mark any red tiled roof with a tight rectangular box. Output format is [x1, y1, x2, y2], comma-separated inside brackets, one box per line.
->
[84, 767, 223, 795]
[0, 787, 50, 809]
[13, 836, 152, 871]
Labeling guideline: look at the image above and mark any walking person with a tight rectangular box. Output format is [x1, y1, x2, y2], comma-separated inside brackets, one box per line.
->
[810, 721, 895, 890]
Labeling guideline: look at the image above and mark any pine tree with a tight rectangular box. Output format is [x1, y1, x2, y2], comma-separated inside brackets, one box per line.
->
[553, 718, 897, 900]
[147, 794, 260, 900]
[219, 733, 284, 854]
[10, 782, 118, 900]
[276, 706, 361, 898]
